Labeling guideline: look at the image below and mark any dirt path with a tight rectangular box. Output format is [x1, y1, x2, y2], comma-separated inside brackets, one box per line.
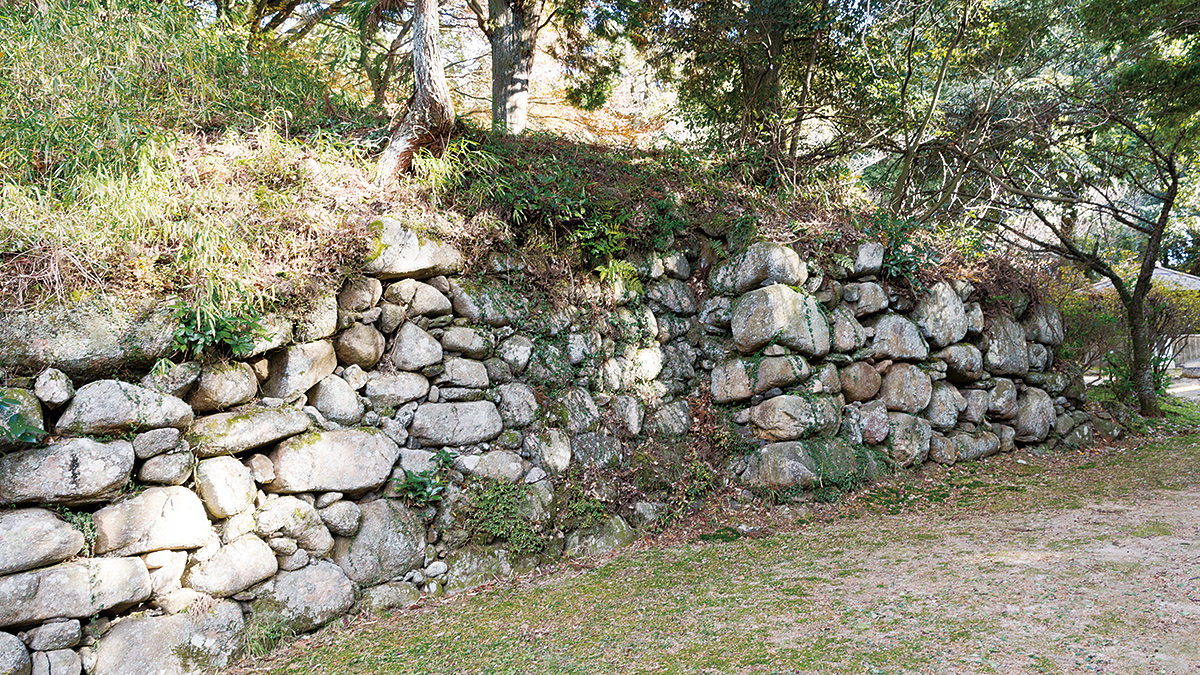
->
[233, 435, 1200, 675]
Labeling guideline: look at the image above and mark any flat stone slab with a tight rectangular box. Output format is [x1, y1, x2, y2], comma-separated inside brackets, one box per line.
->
[0, 558, 150, 628]
[0, 508, 85, 576]
[55, 380, 193, 435]
[92, 487, 212, 557]
[267, 429, 401, 494]
[0, 438, 133, 506]
[187, 408, 312, 457]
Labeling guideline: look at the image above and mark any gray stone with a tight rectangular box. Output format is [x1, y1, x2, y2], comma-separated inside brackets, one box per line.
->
[362, 215, 464, 280]
[885, 412, 931, 468]
[186, 408, 311, 457]
[268, 429, 401, 495]
[709, 242, 805, 295]
[961, 389, 989, 424]
[0, 439, 132, 506]
[646, 279, 698, 315]
[954, 431, 1002, 463]
[497, 335, 534, 373]
[144, 550, 187, 596]
[334, 323, 386, 370]
[0, 632, 28, 675]
[566, 332, 599, 365]
[0, 297, 175, 381]
[440, 327, 489, 359]
[870, 314, 928, 361]
[0, 558, 150, 628]
[385, 279, 452, 317]
[93, 487, 211, 557]
[245, 315, 293, 358]
[133, 428, 181, 459]
[183, 536, 276, 597]
[526, 430, 571, 473]
[710, 356, 810, 403]
[1062, 423, 1093, 449]
[852, 282, 889, 317]
[55, 380, 191, 435]
[565, 516, 636, 558]
[830, 304, 867, 353]
[748, 395, 842, 441]
[987, 378, 1018, 419]
[731, 285, 830, 357]
[255, 496, 333, 556]
[813, 362, 840, 395]
[497, 383, 538, 428]
[360, 582, 421, 614]
[410, 401, 503, 446]
[364, 373, 429, 410]
[557, 389, 601, 434]
[318, 501, 361, 537]
[137, 450, 195, 486]
[611, 396, 644, 436]
[984, 316, 1029, 376]
[647, 400, 691, 437]
[471, 451, 525, 483]
[188, 362, 257, 413]
[1023, 303, 1065, 346]
[261, 341, 338, 400]
[928, 433, 957, 465]
[912, 281, 967, 349]
[22, 621, 80, 652]
[698, 297, 732, 330]
[852, 241, 885, 276]
[338, 277, 383, 312]
[449, 278, 530, 326]
[332, 500, 424, 586]
[32, 370, 72, 410]
[0, 510, 84, 576]
[839, 362, 881, 402]
[377, 303, 406, 335]
[443, 546, 517, 594]
[879, 363, 932, 414]
[740, 442, 817, 490]
[244, 454, 275, 484]
[570, 432, 622, 468]
[924, 381, 964, 430]
[31, 649, 77, 675]
[1028, 343, 1050, 372]
[140, 361, 202, 400]
[1015, 387, 1054, 443]
[194, 457, 256, 518]
[965, 302, 984, 335]
[937, 343, 984, 383]
[438, 358, 490, 388]
[306, 375, 363, 426]
[860, 400, 890, 445]
[88, 599, 242, 675]
[390, 323, 443, 371]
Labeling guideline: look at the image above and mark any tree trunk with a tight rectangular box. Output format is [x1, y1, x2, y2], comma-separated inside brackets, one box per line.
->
[1125, 298, 1162, 416]
[375, 0, 455, 186]
[488, 0, 541, 134]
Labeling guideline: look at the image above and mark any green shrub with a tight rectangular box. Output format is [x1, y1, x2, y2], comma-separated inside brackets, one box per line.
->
[460, 481, 546, 556]
[0, 393, 45, 445]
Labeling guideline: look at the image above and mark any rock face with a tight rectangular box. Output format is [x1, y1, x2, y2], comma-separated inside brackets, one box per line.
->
[740, 442, 818, 489]
[0, 439, 133, 506]
[334, 323, 386, 369]
[88, 599, 243, 675]
[984, 316, 1029, 376]
[0, 297, 175, 380]
[186, 408, 311, 457]
[0, 509, 85, 576]
[1015, 387, 1055, 443]
[710, 356, 811, 403]
[747, 395, 841, 441]
[364, 373, 429, 409]
[830, 305, 867, 353]
[878, 363, 932, 413]
[194, 457, 256, 518]
[362, 215, 464, 280]
[886, 412, 932, 468]
[938, 343, 983, 382]
[33, 368, 74, 409]
[0, 632, 29, 675]
[55, 381, 192, 435]
[924, 382, 964, 430]
[254, 561, 355, 633]
[390, 323, 443, 371]
[268, 430, 401, 494]
[183, 536, 277, 597]
[262, 341, 337, 400]
[710, 242, 805, 296]
[0, 558, 151, 628]
[306, 376, 363, 426]
[410, 402, 503, 446]
[1023, 303, 1064, 346]
[912, 282, 967, 349]
[731, 285, 829, 356]
[188, 362, 257, 413]
[92, 487, 212, 557]
[870, 315, 928, 360]
[332, 499, 424, 586]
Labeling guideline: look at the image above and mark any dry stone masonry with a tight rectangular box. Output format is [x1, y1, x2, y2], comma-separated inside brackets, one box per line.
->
[0, 213, 1091, 674]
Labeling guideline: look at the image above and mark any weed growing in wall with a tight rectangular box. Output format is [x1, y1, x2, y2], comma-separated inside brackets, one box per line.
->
[0, 393, 45, 445]
[56, 506, 97, 555]
[393, 449, 456, 508]
[168, 298, 266, 359]
[460, 482, 546, 557]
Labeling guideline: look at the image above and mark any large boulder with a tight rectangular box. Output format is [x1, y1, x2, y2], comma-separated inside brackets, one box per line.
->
[261, 341, 337, 400]
[839, 362, 881, 402]
[334, 323, 386, 370]
[187, 362, 257, 413]
[0, 438, 132, 506]
[267, 429, 401, 495]
[984, 315, 1029, 376]
[730, 285, 830, 357]
[361, 215, 464, 280]
[194, 457, 256, 519]
[1023, 303, 1065, 346]
[55, 381, 192, 435]
[186, 408, 311, 457]
[496, 383, 538, 428]
[937, 343, 984, 383]
[885, 412, 931, 468]
[911, 281, 967, 349]
[710, 356, 811, 403]
[709, 242, 805, 296]
[0, 558, 150, 628]
[878, 363, 932, 414]
[410, 402, 503, 446]
[0, 297, 175, 381]
[306, 375, 364, 426]
[0, 509, 85, 576]
[254, 561, 355, 633]
[364, 373, 429, 409]
[87, 599, 243, 675]
[830, 305, 867, 353]
[924, 381, 965, 430]
[93, 487, 212, 557]
[332, 499, 424, 586]
[183, 536, 277, 597]
[741, 438, 862, 490]
[1015, 387, 1055, 443]
[747, 395, 842, 441]
[869, 314, 928, 361]
[389, 323, 443, 371]
[954, 431, 1002, 463]
[987, 378, 1019, 419]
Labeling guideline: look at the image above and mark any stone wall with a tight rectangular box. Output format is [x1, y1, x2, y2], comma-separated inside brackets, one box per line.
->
[0, 215, 1091, 675]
